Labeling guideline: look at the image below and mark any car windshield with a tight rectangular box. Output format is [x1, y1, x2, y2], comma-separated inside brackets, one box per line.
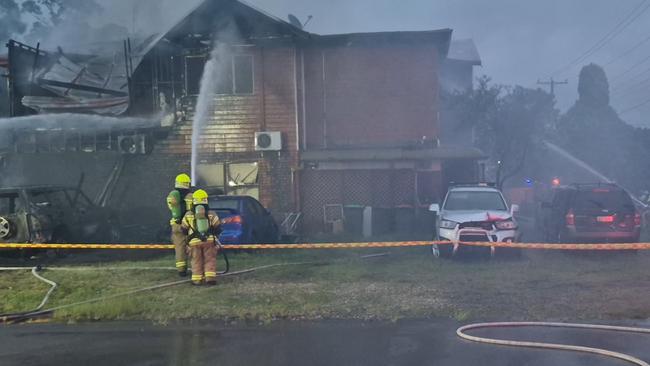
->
[573, 190, 635, 212]
[444, 191, 507, 211]
[209, 199, 240, 211]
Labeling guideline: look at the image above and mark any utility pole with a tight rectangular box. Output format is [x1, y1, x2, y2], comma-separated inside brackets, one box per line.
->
[537, 78, 568, 96]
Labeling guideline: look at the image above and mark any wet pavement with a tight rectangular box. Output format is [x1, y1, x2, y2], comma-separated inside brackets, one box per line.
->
[2, 319, 649, 366]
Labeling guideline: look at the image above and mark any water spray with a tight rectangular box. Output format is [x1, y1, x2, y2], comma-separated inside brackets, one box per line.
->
[190, 44, 225, 184]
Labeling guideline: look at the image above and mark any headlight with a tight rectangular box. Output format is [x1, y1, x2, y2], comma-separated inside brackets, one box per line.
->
[495, 219, 517, 230]
[439, 219, 458, 229]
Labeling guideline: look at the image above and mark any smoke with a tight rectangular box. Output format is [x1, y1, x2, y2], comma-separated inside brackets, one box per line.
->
[0, 113, 160, 131]
[190, 42, 230, 185]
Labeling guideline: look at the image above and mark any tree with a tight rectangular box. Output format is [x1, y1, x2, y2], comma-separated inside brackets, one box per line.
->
[555, 63, 650, 193]
[447, 76, 557, 188]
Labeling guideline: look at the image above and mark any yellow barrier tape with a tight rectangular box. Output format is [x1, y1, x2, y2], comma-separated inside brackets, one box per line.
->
[0, 241, 434, 250]
[0, 241, 649, 250]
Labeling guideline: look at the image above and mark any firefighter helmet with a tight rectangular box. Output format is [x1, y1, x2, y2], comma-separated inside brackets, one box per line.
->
[175, 174, 191, 189]
[193, 189, 209, 205]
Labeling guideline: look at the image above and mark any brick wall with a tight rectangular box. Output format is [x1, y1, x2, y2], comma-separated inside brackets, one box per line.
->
[155, 46, 299, 216]
[303, 44, 440, 149]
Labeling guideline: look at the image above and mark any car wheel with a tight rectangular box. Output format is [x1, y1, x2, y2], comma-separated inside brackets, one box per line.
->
[0, 216, 14, 239]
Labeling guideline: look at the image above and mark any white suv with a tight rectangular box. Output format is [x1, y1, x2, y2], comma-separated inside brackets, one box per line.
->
[429, 184, 520, 257]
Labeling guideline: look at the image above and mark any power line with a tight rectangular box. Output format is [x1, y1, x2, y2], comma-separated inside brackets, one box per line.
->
[604, 34, 650, 67]
[612, 72, 650, 97]
[550, 0, 650, 77]
[609, 53, 650, 83]
[611, 64, 650, 92]
[619, 95, 650, 114]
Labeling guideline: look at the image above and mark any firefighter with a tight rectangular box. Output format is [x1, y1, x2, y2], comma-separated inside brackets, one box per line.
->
[166, 173, 194, 276]
[182, 189, 221, 286]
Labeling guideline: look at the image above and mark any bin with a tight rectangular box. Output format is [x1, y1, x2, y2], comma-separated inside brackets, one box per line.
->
[395, 205, 415, 233]
[372, 207, 393, 235]
[343, 205, 365, 236]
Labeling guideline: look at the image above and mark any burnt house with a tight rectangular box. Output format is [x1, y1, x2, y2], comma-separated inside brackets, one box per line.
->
[4, 0, 484, 236]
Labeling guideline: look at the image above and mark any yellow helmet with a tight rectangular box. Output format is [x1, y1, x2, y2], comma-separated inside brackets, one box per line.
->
[192, 189, 209, 205]
[175, 173, 191, 189]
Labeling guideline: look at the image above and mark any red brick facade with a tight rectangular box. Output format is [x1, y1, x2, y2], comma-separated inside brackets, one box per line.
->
[303, 45, 440, 149]
[157, 46, 299, 216]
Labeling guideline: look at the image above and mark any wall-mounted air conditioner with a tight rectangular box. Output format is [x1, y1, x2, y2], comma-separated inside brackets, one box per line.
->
[254, 131, 282, 151]
[117, 134, 147, 154]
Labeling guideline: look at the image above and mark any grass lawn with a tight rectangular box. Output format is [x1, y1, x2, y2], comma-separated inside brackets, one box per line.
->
[1, 247, 650, 323]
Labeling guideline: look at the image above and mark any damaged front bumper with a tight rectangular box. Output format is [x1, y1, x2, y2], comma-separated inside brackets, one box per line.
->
[438, 227, 518, 257]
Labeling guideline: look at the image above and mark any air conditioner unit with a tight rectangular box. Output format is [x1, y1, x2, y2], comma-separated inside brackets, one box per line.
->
[117, 134, 147, 154]
[255, 131, 282, 151]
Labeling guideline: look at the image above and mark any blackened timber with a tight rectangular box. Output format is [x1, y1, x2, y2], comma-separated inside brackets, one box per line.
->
[36, 79, 128, 97]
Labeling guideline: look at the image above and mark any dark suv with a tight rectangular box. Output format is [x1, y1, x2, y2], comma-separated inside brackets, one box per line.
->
[0, 185, 120, 245]
[541, 183, 641, 243]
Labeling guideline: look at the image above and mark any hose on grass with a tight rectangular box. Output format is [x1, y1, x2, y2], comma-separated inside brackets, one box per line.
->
[457, 322, 650, 366]
[0, 251, 388, 323]
[218, 248, 229, 275]
[0, 266, 57, 322]
[0, 258, 334, 323]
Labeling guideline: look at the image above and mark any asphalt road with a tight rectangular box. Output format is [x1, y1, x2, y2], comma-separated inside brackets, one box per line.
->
[2, 320, 650, 366]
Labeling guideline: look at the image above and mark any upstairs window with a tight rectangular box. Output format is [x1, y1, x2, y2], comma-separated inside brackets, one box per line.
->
[185, 54, 254, 96]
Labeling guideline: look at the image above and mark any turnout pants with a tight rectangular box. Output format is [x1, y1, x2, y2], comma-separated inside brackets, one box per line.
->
[190, 241, 218, 284]
[170, 222, 188, 273]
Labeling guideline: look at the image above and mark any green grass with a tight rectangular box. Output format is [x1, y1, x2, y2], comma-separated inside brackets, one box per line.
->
[2, 248, 650, 323]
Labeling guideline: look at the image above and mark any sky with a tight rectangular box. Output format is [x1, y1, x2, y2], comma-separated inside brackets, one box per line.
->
[94, 0, 650, 127]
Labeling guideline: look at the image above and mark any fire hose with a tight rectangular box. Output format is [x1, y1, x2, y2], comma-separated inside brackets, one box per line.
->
[457, 322, 650, 366]
[0, 253, 386, 323]
[3, 259, 650, 365]
[216, 243, 229, 275]
[0, 266, 57, 321]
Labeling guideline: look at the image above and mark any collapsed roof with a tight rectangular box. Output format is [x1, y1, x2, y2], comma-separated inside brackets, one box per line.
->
[6, 0, 453, 117]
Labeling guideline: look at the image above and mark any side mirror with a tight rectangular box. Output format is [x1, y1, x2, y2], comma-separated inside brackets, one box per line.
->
[510, 204, 520, 215]
[429, 204, 440, 213]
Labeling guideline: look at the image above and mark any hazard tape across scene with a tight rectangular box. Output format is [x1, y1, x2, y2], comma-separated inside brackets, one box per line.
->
[1, 241, 650, 250]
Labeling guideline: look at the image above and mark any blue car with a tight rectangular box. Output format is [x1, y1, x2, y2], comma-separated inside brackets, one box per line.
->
[208, 196, 280, 244]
